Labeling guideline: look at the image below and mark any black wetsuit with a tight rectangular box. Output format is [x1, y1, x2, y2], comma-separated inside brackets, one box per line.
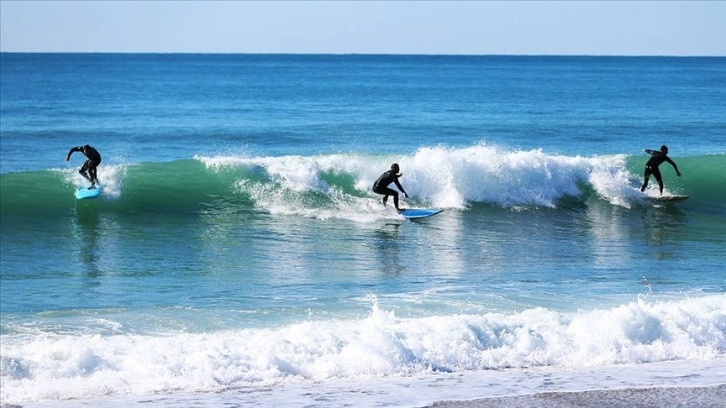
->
[68, 145, 102, 185]
[641, 151, 679, 193]
[372, 170, 407, 208]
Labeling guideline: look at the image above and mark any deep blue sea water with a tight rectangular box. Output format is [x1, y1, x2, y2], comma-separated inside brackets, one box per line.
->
[1, 54, 725, 407]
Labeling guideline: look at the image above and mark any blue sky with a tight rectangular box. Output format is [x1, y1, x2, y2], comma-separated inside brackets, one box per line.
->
[1, 1, 724, 55]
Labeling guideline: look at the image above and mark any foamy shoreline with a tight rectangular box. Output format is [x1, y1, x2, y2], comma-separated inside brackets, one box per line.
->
[423, 385, 726, 408]
[7, 358, 726, 407]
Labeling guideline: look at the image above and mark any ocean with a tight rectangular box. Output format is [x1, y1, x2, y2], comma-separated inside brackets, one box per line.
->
[1, 54, 724, 407]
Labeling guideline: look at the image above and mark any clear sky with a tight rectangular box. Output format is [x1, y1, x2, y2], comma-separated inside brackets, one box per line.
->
[1, 1, 724, 56]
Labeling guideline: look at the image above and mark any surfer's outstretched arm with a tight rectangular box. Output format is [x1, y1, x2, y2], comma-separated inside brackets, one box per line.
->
[65, 146, 83, 161]
[665, 157, 682, 176]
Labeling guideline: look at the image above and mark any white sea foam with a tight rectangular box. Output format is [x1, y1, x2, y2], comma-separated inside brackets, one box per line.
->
[2, 294, 724, 404]
[20, 359, 726, 408]
[197, 144, 653, 219]
[56, 164, 127, 200]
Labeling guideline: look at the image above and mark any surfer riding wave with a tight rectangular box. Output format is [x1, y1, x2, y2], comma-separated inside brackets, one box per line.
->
[66, 144, 102, 189]
[640, 145, 681, 195]
[372, 163, 408, 212]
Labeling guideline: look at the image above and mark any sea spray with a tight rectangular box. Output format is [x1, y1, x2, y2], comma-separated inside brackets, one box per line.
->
[2, 295, 723, 403]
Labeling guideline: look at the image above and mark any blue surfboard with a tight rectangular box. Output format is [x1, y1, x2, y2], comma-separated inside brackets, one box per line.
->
[399, 208, 443, 219]
[75, 185, 102, 200]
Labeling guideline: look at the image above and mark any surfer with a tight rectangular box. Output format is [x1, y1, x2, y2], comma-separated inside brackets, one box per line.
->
[640, 145, 681, 195]
[372, 163, 409, 212]
[66, 144, 102, 188]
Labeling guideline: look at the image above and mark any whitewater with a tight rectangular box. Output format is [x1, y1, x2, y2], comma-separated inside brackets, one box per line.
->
[3, 295, 725, 406]
[3, 145, 724, 219]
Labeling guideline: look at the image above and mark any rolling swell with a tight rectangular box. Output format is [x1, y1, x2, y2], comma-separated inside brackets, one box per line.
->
[0, 160, 251, 218]
[664, 154, 726, 211]
[2, 150, 724, 219]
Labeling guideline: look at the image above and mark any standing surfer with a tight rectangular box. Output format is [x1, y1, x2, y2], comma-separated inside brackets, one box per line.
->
[373, 163, 409, 212]
[66, 144, 102, 188]
[640, 145, 681, 195]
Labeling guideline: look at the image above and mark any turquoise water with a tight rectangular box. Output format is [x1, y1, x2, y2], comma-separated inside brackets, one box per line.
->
[1, 54, 725, 407]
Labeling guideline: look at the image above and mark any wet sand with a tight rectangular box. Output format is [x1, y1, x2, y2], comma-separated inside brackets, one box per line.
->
[423, 385, 726, 408]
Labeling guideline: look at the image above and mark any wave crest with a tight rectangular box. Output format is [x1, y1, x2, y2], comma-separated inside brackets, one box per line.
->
[2, 145, 723, 219]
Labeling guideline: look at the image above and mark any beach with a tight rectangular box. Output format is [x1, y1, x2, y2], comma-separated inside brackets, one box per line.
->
[426, 385, 726, 408]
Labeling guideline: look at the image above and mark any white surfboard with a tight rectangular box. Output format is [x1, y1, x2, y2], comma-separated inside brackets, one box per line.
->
[649, 195, 689, 202]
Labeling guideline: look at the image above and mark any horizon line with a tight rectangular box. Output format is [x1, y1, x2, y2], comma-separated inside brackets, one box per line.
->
[2, 51, 724, 58]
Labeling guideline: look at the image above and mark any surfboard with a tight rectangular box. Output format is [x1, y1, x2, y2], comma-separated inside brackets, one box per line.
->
[399, 208, 444, 219]
[75, 185, 102, 200]
[649, 195, 689, 202]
